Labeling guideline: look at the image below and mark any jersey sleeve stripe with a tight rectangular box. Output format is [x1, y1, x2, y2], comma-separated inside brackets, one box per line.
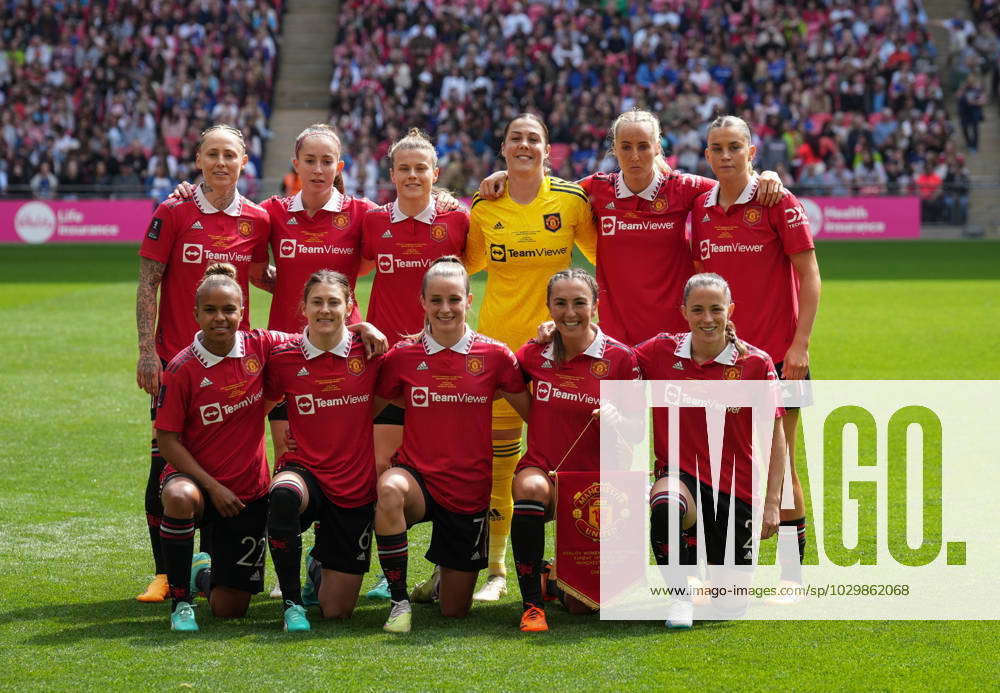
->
[549, 186, 589, 203]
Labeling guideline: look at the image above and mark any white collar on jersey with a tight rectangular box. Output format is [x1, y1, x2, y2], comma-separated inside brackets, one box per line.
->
[390, 198, 436, 224]
[191, 331, 246, 368]
[300, 326, 352, 360]
[288, 189, 344, 213]
[541, 325, 608, 361]
[422, 325, 474, 355]
[704, 174, 758, 208]
[674, 332, 738, 365]
[194, 184, 243, 216]
[615, 169, 665, 201]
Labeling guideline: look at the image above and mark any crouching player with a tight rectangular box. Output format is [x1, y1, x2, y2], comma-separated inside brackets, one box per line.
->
[154, 264, 289, 631]
[372, 257, 530, 633]
[511, 268, 639, 632]
[262, 270, 384, 631]
[635, 273, 785, 628]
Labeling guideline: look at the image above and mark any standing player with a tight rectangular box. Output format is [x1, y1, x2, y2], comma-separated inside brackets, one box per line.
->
[373, 257, 530, 632]
[154, 263, 289, 631]
[135, 124, 269, 602]
[463, 113, 597, 601]
[262, 270, 382, 632]
[362, 128, 468, 474]
[691, 115, 821, 597]
[636, 273, 785, 628]
[511, 268, 638, 632]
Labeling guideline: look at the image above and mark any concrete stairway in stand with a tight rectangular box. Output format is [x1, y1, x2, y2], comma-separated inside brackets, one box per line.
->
[262, 0, 340, 194]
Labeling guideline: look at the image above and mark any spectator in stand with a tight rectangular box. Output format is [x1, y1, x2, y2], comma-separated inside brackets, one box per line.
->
[957, 75, 987, 152]
[943, 157, 971, 225]
[30, 160, 57, 198]
[916, 162, 944, 222]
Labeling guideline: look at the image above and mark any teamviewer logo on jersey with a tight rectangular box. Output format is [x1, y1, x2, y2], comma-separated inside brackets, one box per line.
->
[295, 394, 315, 415]
[377, 254, 395, 273]
[535, 381, 552, 402]
[489, 244, 506, 262]
[182, 243, 204, 263]
[200, 402, 223, 425]
[410, 386, 429, 407]
[699, 239, 711, 260]
[601, 217, 616, 236]
[279, 239, 297, 258]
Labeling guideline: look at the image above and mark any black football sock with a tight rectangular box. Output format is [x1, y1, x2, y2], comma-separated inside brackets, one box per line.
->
[376, 532, 409, 602]
[650, 489, 694, 593]
[160, 515, 196, 609]
[145, 439, 167, 574]
[268, 483, 305, 606]
[511, 500, 546, 608]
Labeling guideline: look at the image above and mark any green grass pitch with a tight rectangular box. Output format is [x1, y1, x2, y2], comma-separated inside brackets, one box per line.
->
[0, 242, 997, 691]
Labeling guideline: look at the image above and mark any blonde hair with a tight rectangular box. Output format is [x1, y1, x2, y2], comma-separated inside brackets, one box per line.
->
[683, 273, 746, 356]
[421, 255, 469, 296]
[196, 262, 243, 305]
[388, 127, 438, 168]
[198, 124, 245, 154]
[609, 109, 662, 148]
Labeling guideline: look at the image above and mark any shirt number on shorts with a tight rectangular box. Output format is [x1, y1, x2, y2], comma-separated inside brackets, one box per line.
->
[472, 516, 486, 557]
[237, 536, 266, 567]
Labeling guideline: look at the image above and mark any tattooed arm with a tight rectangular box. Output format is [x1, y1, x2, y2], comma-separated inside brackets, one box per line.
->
[136, 256, 166, 395]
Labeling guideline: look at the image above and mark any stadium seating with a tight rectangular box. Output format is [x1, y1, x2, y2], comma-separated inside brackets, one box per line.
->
[326, 0, 956, 201]
[0, 0, 283, 199]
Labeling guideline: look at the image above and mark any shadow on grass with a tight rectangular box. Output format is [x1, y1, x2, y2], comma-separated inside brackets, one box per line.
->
[1, 594, 735, 646]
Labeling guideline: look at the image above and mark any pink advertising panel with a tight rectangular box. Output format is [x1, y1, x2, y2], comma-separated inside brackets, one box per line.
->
[798, 196, 921, 240]
[0, 199, 154, 244]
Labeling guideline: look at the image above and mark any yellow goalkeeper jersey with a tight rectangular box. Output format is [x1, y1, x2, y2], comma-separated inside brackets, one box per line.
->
[465, 176, 597, 352]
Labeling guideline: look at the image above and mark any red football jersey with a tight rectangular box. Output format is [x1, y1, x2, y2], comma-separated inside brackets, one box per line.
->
[361, 200, 469, 343]
[260, 190, 376, 333]
[517, 329, 639, 473]
[263, 330, 381, 507]
[634, 332, 783, 504]
[155, 329, 290, 502]
[690, 178, 815, 363]
[581, 170, 715, 345]
[375, 329, 526, 513]
[139, 186, 269, 362]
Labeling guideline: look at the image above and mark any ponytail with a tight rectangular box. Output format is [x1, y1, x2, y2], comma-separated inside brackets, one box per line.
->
[724, 321, 748, 357]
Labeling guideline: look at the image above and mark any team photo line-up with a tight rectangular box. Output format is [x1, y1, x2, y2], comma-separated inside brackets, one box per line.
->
[134, 109, 820, 634]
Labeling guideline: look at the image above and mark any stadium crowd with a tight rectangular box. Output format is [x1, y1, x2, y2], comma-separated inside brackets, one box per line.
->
[326, 0, 969, 221]
[0, 0, 283, 200]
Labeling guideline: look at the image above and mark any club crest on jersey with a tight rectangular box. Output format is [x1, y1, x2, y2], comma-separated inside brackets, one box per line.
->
[743, 207, 762, 225]
[238, 219, 253, 237]
[543, 213, 562, 232]
[200, 403, 223, 426]
[333, 213, 350, 229]
[430, 224, 448, 242]
[651, 197, 668, 212]
[590, 359, 610, 378]
[724, 366, 742, 380]
[243, 356, 262, 376]
[466, 355, 485, 376]
[347, 356, 365, 376]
